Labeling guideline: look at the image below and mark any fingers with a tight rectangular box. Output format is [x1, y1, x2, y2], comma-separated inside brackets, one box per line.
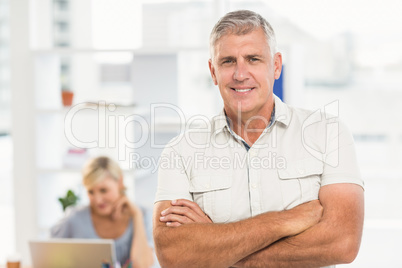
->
[300, 199, 323, 217]
[112, 196, 129, 220]
[171, 199, 207, 219]
[160, 207, 199, 223]
[309, 200, 324, 221]
[159, 199, 212, 227]
[166, 221, 182, 227]
[160, 206, 198, 224]
[287, 199, 324, 235]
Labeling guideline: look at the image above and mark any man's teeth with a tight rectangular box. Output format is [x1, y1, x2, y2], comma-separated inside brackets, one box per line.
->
[234, 88, 252, 92]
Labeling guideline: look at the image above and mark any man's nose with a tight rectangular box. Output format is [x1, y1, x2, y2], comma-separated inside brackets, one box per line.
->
[233, 60, 249, 81]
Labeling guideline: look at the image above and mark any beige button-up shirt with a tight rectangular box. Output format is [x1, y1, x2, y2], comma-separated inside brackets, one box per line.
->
[155, 96, 363, 267]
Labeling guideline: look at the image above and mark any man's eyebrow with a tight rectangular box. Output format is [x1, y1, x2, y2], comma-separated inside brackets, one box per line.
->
[245, 54, 263, 59]
[218, 56, 236, 63]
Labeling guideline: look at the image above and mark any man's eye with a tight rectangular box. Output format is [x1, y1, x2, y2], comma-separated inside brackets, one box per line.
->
[88, 190, 93, 195]
[221, 59, 234, 65]
[250, 58, 259, 62]
[100, 188, 107, 193]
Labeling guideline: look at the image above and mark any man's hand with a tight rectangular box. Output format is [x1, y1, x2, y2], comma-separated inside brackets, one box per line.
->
[159, 199, 213, 227]
[280, 199, 323, 236]
[159, 198, 322, 236]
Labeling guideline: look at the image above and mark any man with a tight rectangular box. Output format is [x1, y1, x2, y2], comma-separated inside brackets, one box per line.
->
[153, 10, 364, 268]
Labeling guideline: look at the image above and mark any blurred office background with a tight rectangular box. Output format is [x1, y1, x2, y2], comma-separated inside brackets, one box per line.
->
[1, 0, 402, 267]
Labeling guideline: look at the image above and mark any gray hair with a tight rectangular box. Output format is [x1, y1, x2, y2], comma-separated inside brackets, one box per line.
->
[209, 10, 277, 59]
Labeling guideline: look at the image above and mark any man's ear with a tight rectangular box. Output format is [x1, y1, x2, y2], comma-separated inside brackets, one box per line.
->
[273, 52, 283, 80]
[208, 59, 218, 85]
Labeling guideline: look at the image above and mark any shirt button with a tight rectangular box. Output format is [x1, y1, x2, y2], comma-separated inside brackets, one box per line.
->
[298, 169, 305, 175]
[251, 183, 257, 189]
[205, 184, 210, 189]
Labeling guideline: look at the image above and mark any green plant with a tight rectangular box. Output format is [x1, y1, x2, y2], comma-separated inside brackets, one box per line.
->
[58, 190, 79, 211]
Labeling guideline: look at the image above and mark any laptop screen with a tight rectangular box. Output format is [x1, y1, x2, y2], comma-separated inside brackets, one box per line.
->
[29, 239, 117, 268]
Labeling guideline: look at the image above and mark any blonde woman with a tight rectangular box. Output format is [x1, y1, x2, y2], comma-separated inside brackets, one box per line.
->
[51, 156, 154, 268]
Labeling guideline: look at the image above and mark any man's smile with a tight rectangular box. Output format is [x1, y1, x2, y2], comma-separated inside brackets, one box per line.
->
[231, 87, 255, 93]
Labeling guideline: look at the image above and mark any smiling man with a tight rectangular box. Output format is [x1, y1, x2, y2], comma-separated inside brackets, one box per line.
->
[153, 10, 364, 268]
[210, 26, 279, 147]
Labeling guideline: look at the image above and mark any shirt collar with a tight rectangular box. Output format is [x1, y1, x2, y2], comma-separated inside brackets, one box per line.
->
[273, 94, 291, 126]
[212, 94, 291, 134]
[212, 111, 228, 134]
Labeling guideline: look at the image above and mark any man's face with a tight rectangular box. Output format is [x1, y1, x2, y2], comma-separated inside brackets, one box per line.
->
[209, 27, 282, 119]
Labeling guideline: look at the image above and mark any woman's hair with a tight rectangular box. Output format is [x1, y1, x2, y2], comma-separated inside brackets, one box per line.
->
[209, 9, 277, 59]
[82, 156, 123, 188]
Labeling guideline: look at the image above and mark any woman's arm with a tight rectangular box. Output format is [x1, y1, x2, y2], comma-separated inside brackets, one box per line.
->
[129, 206, 154, 268]
[113, 196, 154, 268]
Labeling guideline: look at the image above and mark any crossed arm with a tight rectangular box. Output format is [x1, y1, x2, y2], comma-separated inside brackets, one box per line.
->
[153, 199, 323, 268]
[233, 183, 364, 267]
[153, 183, 364, 268]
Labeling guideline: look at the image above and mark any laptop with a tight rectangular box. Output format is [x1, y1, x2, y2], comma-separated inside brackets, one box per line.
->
[29, 239, 117, 268]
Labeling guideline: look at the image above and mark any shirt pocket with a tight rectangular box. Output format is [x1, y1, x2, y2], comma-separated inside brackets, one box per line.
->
[189, 174, 232, 223]
[277, 158, 323, 209]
